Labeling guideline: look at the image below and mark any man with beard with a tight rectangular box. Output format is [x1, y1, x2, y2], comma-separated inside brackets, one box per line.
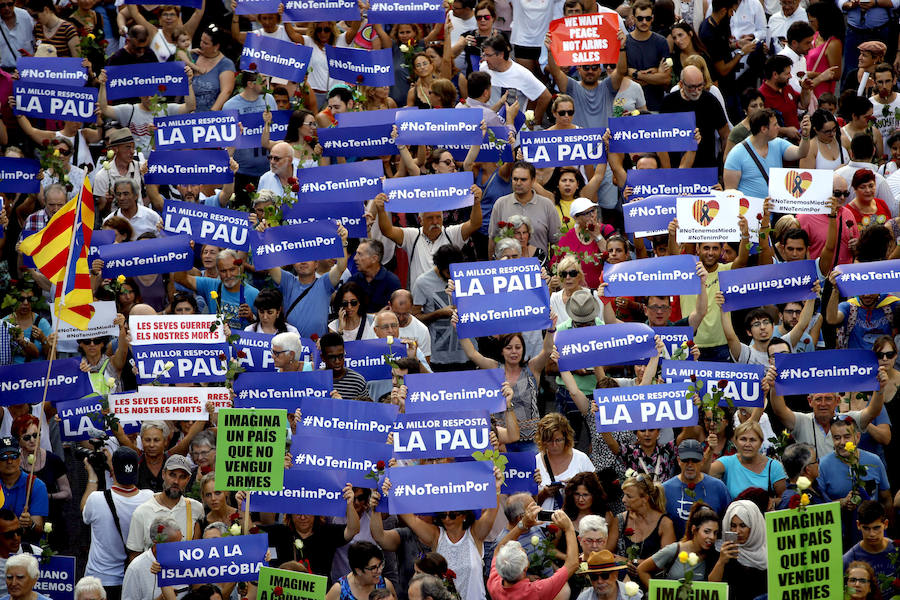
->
[870, 63, 900, 156]
[758, 55, 809, 135]
[660, 66, 730, 168]
[175, 248, 259, 329]
[125, 455, 202, 560]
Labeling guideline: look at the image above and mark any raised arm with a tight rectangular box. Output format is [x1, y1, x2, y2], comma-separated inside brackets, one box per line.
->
[330, 224, 349, 287]
[766, 365, 796, 430]
[368, 492, 402, 550]
[817, 196, 840, 273]
[559, 368, 593, 415]
[687, 263, 708, 331]
[715, 291, 742, 362]
[860, 367, 889, 428]
[374, 193, 405, 246]
[824, 269, 845, 325]
[785, 285, 819, 348]
[544, 33, 569, 94]
[608, 29, 629, 91]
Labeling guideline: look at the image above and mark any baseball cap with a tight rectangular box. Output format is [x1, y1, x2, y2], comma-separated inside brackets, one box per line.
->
[569, 197, 598, 219]
[678, 439, 704, 462]
[112, 447, 139, 486]
[164, 454, 192, 474]
[0, 438, 19, 460]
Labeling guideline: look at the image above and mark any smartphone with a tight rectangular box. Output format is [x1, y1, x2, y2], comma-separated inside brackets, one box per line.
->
[723, 531, 738, 544]
[537, 510, 555, 521]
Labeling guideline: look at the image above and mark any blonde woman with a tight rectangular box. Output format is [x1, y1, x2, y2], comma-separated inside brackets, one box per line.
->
[549, 256, 593, 322]
[535, 413, 595, 510]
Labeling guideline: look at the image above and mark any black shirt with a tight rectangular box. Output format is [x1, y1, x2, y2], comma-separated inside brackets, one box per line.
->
[699, 16, 734, 90]
[263, 522, 349, 581]
[660, 90, 728, 168]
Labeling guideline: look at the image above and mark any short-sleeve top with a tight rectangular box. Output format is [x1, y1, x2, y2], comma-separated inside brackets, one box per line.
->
[723, 137, 793, 199]
[716, 454, 787, 499]
[190, 54, 235, 112]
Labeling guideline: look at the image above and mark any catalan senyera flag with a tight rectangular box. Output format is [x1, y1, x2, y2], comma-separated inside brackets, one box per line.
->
[20, 179, 95, 329]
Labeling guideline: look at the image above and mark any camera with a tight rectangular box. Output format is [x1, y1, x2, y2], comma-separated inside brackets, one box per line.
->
[75, 432, 111, 484]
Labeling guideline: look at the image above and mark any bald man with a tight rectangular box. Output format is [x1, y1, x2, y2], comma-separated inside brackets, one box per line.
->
[660, 65, 730, 169]
[389, 289, 432, 361]
[258, 141, 296, 195]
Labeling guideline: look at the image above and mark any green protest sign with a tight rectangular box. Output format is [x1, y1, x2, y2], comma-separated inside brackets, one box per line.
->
[215, 408, 286, 491]
[648, 579, 728, 600]
[765, 501, 842, 600]
[257, 566, 328, 600]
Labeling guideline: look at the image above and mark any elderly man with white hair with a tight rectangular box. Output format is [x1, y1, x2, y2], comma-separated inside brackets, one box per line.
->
[174, 248, 259, 328]
[488, 508, 579, 600]
[122, 517, 184, 600]
[3, 554, 48, 600]
[74, 577, 106, 600]
[271, 332, 307, 372]
[258, 141, 297, 194]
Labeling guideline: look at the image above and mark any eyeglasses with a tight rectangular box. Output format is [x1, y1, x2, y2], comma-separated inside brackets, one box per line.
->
[191, 449, 212, 457]
[782, 309, 802, 316]
[559, 270, 580, 279]
[848, 578, 870, 585]
[833, 190, 851, 197]
[581, 537, 605, 545]
[819, 126, 837, 135]
[439, 159, 456, 166]
[750, 320, 772, 329]
[476, 13, 492, 20]
[268, 154, 287, 161]
[877, 350, 898, 359]
[19, 434, 37, 443]
[635, 15, 653, 21]
[481, 50, 498, 58]
[588, 571, 618, 581]
[647, 304, 670, 312]
[556, 109, 575, 116]
[272, 349, 290, 357]
[341, 299, 359, 308]
[363, 562, 384, 572]
[0, 529, 22, 540]
[573, 492, 592, 499]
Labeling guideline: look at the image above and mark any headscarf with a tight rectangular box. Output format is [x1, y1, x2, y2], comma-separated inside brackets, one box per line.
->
[722, 500, 767, 571]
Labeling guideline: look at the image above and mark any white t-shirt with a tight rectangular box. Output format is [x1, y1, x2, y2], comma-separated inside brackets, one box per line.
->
[302, 33, 348, 92]
[123, 548, 189, 600]
[83, 488, 155, 585]
[735, 342, 769, 366]
[253, 23, 291, 42]
[103, 205, 162, 240]
[399, 315, 432, 358]
[126, 494, 204, 552]
[535, 449, 595, 509]
[510, 0, 561, 47]
[401, 225, 466, 290]
[871, 94, 900, 156]
[479, 60, 547, 105]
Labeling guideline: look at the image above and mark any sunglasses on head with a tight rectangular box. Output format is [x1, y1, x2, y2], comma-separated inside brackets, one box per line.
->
[877, 350, 897, 359]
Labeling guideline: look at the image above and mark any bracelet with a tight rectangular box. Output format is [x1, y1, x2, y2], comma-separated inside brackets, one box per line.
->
[88, 479, 98, 484]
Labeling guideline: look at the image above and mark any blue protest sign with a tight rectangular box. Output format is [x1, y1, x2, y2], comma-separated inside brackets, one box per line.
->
[497, 104, 526, 132]
[294, 396, 397, 443]
[100, 234, 193, 277]
[336, 106, 417, 127]
[145, 150, 232, 185]
[292, 434, 392, 486]
[251, 221, 343, 269]
[36, 555, 75, 600]
[325, 46, 393, 87]
[155, 111, 239, 150]
[283, 201, 366, 238]
[603, 254, 700, 297]
[501, 452, 538, 494]
[382, 172, 474, 213]
[625, 168, 718, 201]
[451, 258, 551, 338]
[0, 157, 40, 193]
[236, 0, 279, 13]
[233, 370, 332, 409]
[17, 57, 86, 87]
[241, 34, 312, 82]
[251, 468, 349, 517]
[319, 124, 396, 158]
[321, 339, 408, 381]
[775, 350, 879, 395]
[520, 128, 607, 167]
[662, 360, 765, 408]
[234, 109, 292, 149]
[0, 359, 92, 405]
[157, 534, 267, 586]
[163, 200, 251, 251]
[105, 62, 188, 101]
[555, 322, 656, 371]
[653, 326, 693, 359]
[835, 260, 900, 297]
[406, 368, 506, 414]
[445, 127, 514, 164]
[133, 343, 229, 384]
[392, 410, 491, 459]
[283, 0, 359, 21]
[395, 108, 483, 146]
[386, 460, 496, 514]
[593, 383, 696, 432]
[609, 112, 696, 153]
[623, 195, 676, 236]
[57, 395, 140, 441]
[14, 82, 97, 123]
[126, 0, 201, 6]
[87, 229, 116, 263]
[719, 260, 818, 312]
[368, 0, 444, 23]
[297, 161, 383, 203]
[230, 330, 276, 372]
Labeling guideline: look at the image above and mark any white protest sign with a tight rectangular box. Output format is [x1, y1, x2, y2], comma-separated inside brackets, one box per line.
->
[676, 195, 741, 243]
[110, 386, 231, 420]
[768, 168, 832, 214]
[717, 189, 764, 240]
[53, 301, 118, 341]
[129, 315, 224, 345]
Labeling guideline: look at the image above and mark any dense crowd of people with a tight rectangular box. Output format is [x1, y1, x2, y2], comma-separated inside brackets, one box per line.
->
[3, 0, 900, 599]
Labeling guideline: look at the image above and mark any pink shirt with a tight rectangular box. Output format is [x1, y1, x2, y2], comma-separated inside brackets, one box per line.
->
[797, 206, 859, 266]
[487, 556, 571, 600]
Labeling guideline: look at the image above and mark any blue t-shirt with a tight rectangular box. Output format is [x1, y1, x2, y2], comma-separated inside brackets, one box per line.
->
[859, 405, 891, 470]
[844, 541, 896, 600]
[723, 137, 792, 199]
[818, 448, 890, 502]
[223, 92, 277, 177]
[716, 454, 787, 499]
[193, 276, 259, 329]
[279, 271, 335, 338]
[190, 54, 236, 112]
[837, 297, 897, 349]
[2, 471, 48, 517]
[661, 476, 732, 539]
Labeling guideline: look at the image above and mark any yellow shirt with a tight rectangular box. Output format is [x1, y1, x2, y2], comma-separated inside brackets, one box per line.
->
[680, 261, 732, 348]
[556, 201, 574, 234]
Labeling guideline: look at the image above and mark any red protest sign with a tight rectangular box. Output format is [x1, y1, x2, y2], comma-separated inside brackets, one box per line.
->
[549, 13, 620, 66]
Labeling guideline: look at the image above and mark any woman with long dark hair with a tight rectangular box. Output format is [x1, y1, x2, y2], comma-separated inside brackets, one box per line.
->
[329, 282, 376, 341]
[806, 1, 844, 98]
[637, 503, 721, 586]
[563, 471, 618, 551]
[800, 109, 846, 170]
[670, 21, 711, 79]
[247, 288, 296, 334]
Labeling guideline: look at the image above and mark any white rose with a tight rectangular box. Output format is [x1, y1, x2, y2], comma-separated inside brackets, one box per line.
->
[106, 149, 115, 160]
[796, 476, 811, 491]
[229, 523, 242, 536]
[386, 335, 394, 345]
[399, 44, 409, 52]
[687, 552, 699, 566]
[530, 535, 540, 546]
[163, 361, 174, 370]
[624, 582, 640, 597]
[295, 539, 304, 550]
[524, 110, 535, 122]
[107, 377, 117, 389]
[43, 522, 52, 534]
[103, 161, 112, 170]
[27, 455, 35, 465]
[664, 57, 673, 68]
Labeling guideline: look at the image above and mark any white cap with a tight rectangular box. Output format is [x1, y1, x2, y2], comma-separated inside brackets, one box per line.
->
[569, 197, 598, 219]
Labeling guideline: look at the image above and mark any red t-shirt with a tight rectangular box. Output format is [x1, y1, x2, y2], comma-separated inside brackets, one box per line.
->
[758, 82, 801, 129]
[487, 556, 571, 600]
[846, 197, 891, 228]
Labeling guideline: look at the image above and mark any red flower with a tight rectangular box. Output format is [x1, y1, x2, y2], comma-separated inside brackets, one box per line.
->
[304, 135, 314, 143]
[802, 338, 811, 344]
[273, 586, 284, 597]
[288, 176, 298, 185]
[686, 340, 695, 348]
[236, 350, 247, 359]
[497, 221, 507, 228]
[893, 578, 900, 591]
[100, 39, 108, 47]
[756, 213, 763, 220]
[250, 525, 260, 534]
[587, 223, 596, 232]
[157, 524, 165, 533]
[356, 75, 364, 83]
[233, 258, 243, 266]
[218, 353, 226, 360]
[310, 333, 319, 342]
[291, 183, 300, 193]
[229, 512, 241, 521]
[547, 524, 559, 534]
[245, 183, 256, 193]
[787, 495, 801, 509]
[158, 84, 167, 93]
[444, 569, 457, 579]
[376, 460, 386, 470]
[294, 90, 302, 97]
[563, 217, 571, 223]
[611, 479, 620, 486]
[686, 482, 696, 490]
[248, 62, 258, 71]
[41, 139, 50, 147]
[601, 251, 609, 261]
[623, 527, 635, 536]
[690, 374, 697, 382]
[717, 379, 728, 389]
[846, 220, 855, 228]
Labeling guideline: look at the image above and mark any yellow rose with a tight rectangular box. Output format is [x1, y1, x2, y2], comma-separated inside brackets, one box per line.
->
[87, 33, 95, 40]
[117, 275, 126, 284]
[210, 291, 219, 300]
[800, 493, 810, 506]
[53, 149, 60, 157]
[845, 441, 856, 453]
[630, 110, 640, 116]
[678, 551, 689, 563]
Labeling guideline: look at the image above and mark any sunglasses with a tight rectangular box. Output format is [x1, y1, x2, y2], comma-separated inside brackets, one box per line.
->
[438, 511, 461, 520]
[830, 415, 854, 425]
[877, 350, 898, 359]
[832, 190, 851, 197]
[55, 147, 72, 156]
[268, 154, 287, 161]
[19, 433, 37, 443]
[588, 571, 618, 581]
[581, 65, 601, 71]
[635, 15, 653, 21]
[0, 452, 19, 462]
[341, 299, 359, 308]
[315, 26, 331, 32]
[80, 337, 106, 346]
[559, 269, 580, 279]
[556, 109, 575, 116]
[476, 13, 492, 20]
